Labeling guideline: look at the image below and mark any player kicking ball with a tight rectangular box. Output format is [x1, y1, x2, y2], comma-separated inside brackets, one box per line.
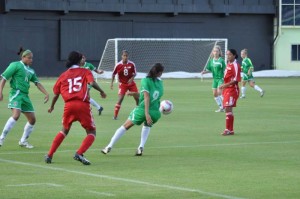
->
[101, 63, 164, 156]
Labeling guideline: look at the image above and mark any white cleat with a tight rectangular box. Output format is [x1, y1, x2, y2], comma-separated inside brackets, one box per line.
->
[101, 147, 111, 154]
[215, 108, 225, 113]
[260, 90, 265, 97]
[239, 96, 245, 99]
[19, 141, 34, 149]
[135, 147, 144, 156]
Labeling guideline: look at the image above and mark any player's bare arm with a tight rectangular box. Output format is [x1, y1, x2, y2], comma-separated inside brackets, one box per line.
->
[35, 82, 49, 103]
[90, 81, 107, 98]
[127, 73, 136, 84]
[94, 69, 104, 74]
[219, 80, 238, 89]
[48, 94, 59, 113]
[110, 74, 115, 90]
[0, 78, 7, 101]
[126, 91, 139, 98]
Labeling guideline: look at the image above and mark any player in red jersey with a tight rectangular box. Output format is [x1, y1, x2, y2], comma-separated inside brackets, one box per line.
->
[111, 50, 139, 120]
[219, 49, 241, 136]
[45, 51, 107, 165]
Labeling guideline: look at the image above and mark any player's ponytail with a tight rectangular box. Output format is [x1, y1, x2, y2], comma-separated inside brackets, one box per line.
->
[147, 63, 164, 80]
[66, 51, 83, 68]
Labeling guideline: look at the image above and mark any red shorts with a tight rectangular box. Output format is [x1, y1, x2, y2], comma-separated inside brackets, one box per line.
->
[62, 101, 96, 131]
[223, 88, 239, 107]
[118, 82, 138, 95]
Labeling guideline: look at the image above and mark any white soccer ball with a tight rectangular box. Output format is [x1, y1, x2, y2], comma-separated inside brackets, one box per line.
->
[159, 100, 173, 115]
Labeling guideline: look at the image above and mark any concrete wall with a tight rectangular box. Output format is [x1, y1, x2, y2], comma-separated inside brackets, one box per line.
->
[0, 0, 276, 76]
[274, 28, 300, 70]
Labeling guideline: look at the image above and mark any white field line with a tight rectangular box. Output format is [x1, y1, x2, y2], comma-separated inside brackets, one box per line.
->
[6, 183, 63, 187]
[0, 158, 245, 199]
[0, 140, 299, 155]
[86, 190, 115, 197]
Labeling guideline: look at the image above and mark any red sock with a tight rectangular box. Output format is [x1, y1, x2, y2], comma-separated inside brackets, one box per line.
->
[114, 104, 121, 118]
[231, 114, 234, 132]
[226, 112, 233, 131]
[77, 134, 95, 155]
[48, 131, 66, 157]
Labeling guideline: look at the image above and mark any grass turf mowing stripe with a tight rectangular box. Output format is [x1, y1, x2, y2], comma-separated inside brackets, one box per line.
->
[0, 158, 246, 199]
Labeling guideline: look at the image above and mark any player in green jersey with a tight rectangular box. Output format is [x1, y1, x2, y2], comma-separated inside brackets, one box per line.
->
[240, 49, 264, 98]
[201, 45, 226, 112]
[80, 55, 104, 115]
[0, 48, 49, 148]
[101, 63, 164, 156]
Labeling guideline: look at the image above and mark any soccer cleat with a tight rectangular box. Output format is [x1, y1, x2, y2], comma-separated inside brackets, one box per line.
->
[101, 147, 111, 154]
[215, 108, 225, 113]
[239, 96, 245, 99]
[221, 130, 234, 136]
[260, 90, 265, 97]
[135, 147, 144, 156]
[0, 138, 4, 147]
[45, 155, 52, 164]
[113, 116, 118, 120]
[73, 153, 91, 165]
[19, 140, 34, 149]
[98, 107, 104, 115]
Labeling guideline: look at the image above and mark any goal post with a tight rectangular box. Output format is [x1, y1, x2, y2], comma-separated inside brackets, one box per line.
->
[97, 38, 228, 79]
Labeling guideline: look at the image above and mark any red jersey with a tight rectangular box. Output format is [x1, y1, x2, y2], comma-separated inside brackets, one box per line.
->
[53, 66, 94, 103]
[224, 60, 241, 91]
[112, 60, 136, 84]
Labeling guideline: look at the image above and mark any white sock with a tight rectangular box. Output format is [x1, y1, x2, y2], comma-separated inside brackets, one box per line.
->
[20, 122, 34, 143]
[107, 126, 126, 148]
[241, 86, 246, 96]
[90, 98, 101, 110]
[214, 97, 222, 109]
[0, 117, 17, 140]
[218, 96, 223, 109]
[139, 126, 151, 148]
[254, 85, 263, 92]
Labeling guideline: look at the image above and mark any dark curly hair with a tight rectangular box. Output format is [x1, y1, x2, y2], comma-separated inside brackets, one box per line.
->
[65, 51, 83, 68]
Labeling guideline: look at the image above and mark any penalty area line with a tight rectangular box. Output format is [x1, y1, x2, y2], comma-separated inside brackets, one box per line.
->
[0, 158, 245, 199]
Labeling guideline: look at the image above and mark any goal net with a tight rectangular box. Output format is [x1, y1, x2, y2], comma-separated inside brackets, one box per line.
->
[97, 38, 227, 79]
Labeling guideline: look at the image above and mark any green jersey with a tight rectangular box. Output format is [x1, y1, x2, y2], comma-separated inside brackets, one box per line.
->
[81, 62, 96, 89]
[241, 57, 254, 74]
[205, 57, 225, 79]
[138, 77, 164, 111]
[1, 61, 39, 94]
[82, 62, 96, 71]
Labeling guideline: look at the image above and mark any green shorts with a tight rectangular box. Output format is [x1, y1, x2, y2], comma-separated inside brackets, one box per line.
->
[8, 90, 34, 112]
[128, 107, 161, 127]
[212, 78, 224, 89]
[242, 73, 254, 82]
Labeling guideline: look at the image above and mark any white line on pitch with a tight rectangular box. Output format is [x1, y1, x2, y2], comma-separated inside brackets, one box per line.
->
[6, 183, 63, 187]
[0, 140, 299, 155]
[0, 158, 245, 199]
[86, 190, 115, 197]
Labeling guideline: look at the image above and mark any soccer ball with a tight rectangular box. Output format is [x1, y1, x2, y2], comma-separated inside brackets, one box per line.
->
[159, 100, 173, 115]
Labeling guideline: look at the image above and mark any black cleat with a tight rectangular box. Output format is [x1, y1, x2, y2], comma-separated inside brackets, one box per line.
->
[73, 153, 91, 165]
[45, 155, 52, 164]
[98, 107, 104, 115]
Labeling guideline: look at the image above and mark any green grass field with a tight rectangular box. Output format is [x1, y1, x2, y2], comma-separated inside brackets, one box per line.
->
[0, 78, 299, 199]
